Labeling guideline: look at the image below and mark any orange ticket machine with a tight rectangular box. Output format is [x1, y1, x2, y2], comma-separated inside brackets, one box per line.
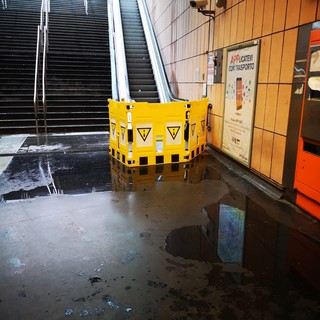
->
[294, 29, 320, 220]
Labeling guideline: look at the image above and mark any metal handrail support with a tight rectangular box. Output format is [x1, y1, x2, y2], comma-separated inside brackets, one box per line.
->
[34, 0, 50, 133]
[33, 26, 41, 134]
[2, 0, 7, 10]
[40, 0, 49, 40]
[40, 0, 44, 31]
[40, 0, 50, 28]
[84, 0, 88, 15]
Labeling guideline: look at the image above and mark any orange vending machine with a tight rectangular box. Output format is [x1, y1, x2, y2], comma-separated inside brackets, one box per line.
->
[294, 29, 320, 220]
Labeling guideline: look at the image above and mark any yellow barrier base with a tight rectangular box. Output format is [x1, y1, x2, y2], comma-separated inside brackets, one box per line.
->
[108, 98, 208, 167]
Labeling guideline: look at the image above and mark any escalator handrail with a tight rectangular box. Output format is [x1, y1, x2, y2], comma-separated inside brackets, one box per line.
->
[107, 0, 118, 101]
[137, 0, 185, 102]
[110, 0, 132, 102]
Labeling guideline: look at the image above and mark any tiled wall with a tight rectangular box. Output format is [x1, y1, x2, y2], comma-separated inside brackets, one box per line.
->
[146, 0, 210, 100]
[145, 0, 320, 187]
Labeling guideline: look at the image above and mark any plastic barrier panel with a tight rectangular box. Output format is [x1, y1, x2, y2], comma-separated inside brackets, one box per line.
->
[108, 98, 209, 167]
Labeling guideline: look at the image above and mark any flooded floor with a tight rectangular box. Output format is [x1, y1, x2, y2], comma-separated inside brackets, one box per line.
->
[0, 133, 319, 319]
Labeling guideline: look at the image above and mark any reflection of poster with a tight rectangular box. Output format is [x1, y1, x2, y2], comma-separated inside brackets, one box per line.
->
[222, 42, 259, 166]
[217, 204, 245, 264]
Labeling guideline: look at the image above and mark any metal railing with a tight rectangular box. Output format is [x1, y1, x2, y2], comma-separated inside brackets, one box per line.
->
[83, 0, 88, 15]
[34, 0, 50, 133]
[34, 26, 41, 132]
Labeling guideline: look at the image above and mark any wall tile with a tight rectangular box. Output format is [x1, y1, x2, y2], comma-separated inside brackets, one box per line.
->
[244, 0, 255, 41]
[219, 83, 225, 117]
[286, 0, 301, 29]
[258, 36, 271, 83]
[230, 5, 239, 45]
[271, 134, 286, 184]
[213, 15, 220, 50]
[253, 0, 264, 39]
[280, 28, 298, 83]
[254, 84, 267, 128]
[264, 84, 279, 131]
[273, 0, 287, 32]
[236, 0, 246, 44]
[317, 1, 320, 20]
[268, 32, 284, 83]
[224, 8, 232, 47]
[213, 115, 223, 148]
[299, 0, 317, 25]
[213, 84, 221, 114]
[251, 127, 263, 171]
[260, 130, 274, 177]
[218, 12, 225, 49]
[207, 83, 214, 102]
[275, 84, 292, 135]
[262, 0, 275, 36]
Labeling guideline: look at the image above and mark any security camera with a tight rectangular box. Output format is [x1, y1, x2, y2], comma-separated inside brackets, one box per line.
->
[190, 0, 208, 9]
[215, 0, 226, 8]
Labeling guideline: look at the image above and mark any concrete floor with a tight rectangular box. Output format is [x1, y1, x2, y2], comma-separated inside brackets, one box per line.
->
[0, 133, 319, 320]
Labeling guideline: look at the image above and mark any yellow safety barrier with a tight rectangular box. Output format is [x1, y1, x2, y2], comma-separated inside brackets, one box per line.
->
[108, 98, 208, 167]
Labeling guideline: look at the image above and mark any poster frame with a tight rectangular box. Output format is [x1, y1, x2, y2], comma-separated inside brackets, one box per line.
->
[221, 40, 260, 167]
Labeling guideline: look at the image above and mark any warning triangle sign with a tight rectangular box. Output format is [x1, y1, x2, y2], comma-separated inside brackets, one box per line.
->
[191, 123, 196, 136]
[121, 126, 126, 140]
[137, 127, 151, 141]
[201, 120, 205, 133]
[111, 122, 116, 135]
[167, 126, 180, 140]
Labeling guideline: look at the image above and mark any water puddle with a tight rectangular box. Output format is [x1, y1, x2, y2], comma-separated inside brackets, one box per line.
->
[0, 152, 112, 201]
[165, 191, 320, 302]
[0, 153, 210, 201]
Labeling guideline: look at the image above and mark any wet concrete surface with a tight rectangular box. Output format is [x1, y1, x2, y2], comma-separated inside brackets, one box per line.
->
[0, 151, 111, 201]
[0, 134, 319, 319]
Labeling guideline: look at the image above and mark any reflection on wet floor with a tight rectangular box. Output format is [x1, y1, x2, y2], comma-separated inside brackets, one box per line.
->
[0, 151, 210, 200]
[165, 191, 320, 307]
[0, 152, 112, 201]
[0, 139, 319, 319]
[109, 155, 209, 192]
[0, 132, 110, 200]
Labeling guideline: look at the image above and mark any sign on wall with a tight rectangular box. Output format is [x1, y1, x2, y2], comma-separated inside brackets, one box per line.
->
[222, 41, 260, 167]
[207, 54, 215, 85]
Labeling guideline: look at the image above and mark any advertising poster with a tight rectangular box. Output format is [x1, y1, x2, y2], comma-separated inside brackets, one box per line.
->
[222, 42, 259, 166]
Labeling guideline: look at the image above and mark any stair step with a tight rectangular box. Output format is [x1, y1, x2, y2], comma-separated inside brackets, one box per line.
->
[45, 105, 107, 111]
[1, 0, 112, 134]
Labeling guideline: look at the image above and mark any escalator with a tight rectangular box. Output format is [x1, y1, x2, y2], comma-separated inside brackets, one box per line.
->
[107, 0, 208, 167]
[119, 0, 160, 103]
